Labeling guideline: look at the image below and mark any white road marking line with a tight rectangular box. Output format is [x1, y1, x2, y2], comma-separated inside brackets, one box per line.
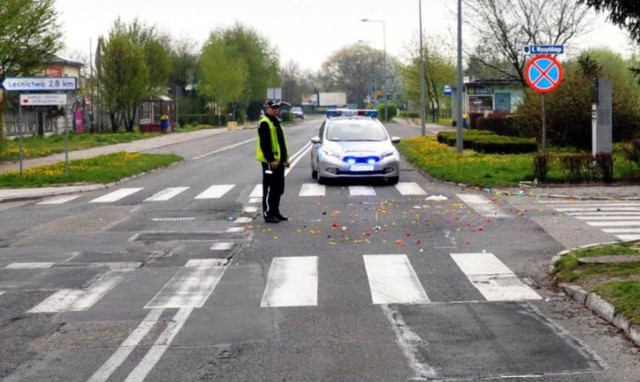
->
[602, 228, 640, 233]
[226, 227, 245, 233]
[575, 216, 640, 220]
[587, 221, 640, 227]
[87, 308, 165, 382]
[450, 253, 541, 301]
[124, 308, 193, 382]
[249, 184, 262, 198]
[395, 182, 427, 196]
[556, 207, 640, 212]
[28, 271, 127, 313]
[363, 254, 430, 304]
[457, 194, 510, 218]
[144, 259, 227, 309]
[195, 184, 234, 199]
[539, 201, 640, 206]
[37, 195, 82, 205]
[300, 183, 326, 197]
[90, 188, 144, 203]
[249, 197, 261, 204]
[6, 262, 55, 269]
[349, 186, 376, 196]
[234, 217, 252, 224]
[244, 206, 259, 213]
[0, 291, 5, 297]
[191, 138, 256, 160]
[144, 187, 189, 202]
[210, 242, 234, 251]
[566, 212, 640, 216]
[616, 234, 640, 241]
[261, 257, 318, 307]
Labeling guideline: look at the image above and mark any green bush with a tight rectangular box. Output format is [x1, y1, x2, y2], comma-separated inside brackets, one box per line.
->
[378, 103, 398, 121]
[477, 114, 518, 136]
[401, 111, 421, 119]
[557, 153, 594, 183]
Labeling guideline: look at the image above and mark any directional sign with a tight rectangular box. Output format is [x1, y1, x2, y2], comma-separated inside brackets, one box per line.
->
[2, 76, 77, 91]
[524, 55, 563, 94]
[523, 45, 564, 55]
[20, 93, 67, 106]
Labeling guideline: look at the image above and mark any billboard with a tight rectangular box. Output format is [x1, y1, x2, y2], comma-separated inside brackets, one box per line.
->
[319, 92, 347, 106]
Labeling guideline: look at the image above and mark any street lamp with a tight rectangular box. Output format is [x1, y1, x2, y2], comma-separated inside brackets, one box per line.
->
[418, 0, 426, 136]
[362, 18, 387, 122]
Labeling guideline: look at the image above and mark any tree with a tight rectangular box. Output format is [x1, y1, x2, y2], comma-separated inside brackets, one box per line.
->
[198, 35, 247, 121]
[463, 0, 591, 86]
[98, 19, 149, 133]
[281, 60, 304, 104]
[320, 43, 385, 108]
[402, 35, 456, 121]
[0, 0, 63, 140]
[578, 0, 640, 42]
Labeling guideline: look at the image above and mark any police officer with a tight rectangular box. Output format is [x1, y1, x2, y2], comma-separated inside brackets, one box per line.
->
[256, 100, 289, 223]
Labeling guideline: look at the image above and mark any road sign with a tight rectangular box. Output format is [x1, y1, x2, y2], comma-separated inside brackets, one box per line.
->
[524, 55, 563, 94]
[20, 93, 67, 106]
[443, 85, 452, 96]
[2, 76, 77, 91]
[523, 45, 564, 55]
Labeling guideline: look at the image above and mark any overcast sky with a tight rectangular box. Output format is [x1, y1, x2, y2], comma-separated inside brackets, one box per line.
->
[55, 0, 633, 71]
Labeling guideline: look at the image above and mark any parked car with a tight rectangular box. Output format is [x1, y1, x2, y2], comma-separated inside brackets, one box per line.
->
[291, 106, 304, 119]
[310, 109, 401, 184]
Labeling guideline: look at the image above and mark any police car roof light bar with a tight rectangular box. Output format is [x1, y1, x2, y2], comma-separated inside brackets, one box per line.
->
[326, 109, 379, 119]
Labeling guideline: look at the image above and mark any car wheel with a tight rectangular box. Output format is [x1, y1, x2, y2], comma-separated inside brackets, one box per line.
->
[317, 174, 325, 185]
[387, 176, 399, 185]
[311, 168, 318, 179]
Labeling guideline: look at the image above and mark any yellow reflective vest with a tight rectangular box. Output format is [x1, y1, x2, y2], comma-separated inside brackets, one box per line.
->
[256, 116, 288, 163]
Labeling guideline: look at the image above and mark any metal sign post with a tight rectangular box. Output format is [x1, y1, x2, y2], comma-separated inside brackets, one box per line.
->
[524, 55, 564, 153]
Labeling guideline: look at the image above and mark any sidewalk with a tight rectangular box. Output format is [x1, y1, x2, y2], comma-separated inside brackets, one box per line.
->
[0, 128, 227, 203]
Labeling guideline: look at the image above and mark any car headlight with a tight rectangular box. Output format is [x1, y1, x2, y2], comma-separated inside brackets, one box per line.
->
[380, 150, 397, 159]
[320, 147, 341, 158]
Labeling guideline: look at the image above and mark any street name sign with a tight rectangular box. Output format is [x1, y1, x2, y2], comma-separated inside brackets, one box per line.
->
[20, 93, 67, 106]
[524, 55, 563, 94]
[2, 76, 77, 91]
[523, 45, 564, 55]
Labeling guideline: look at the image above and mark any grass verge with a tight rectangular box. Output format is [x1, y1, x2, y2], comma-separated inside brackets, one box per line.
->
[0, 152, 182, 188]
[553, 243, 640, 325]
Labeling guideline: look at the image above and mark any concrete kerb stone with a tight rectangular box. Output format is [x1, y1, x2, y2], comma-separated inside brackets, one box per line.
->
[553, 242, 640, 349]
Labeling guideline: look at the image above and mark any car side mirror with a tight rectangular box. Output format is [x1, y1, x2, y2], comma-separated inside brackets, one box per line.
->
[311, 136, 321, 144]
[391, 137, 401, 144]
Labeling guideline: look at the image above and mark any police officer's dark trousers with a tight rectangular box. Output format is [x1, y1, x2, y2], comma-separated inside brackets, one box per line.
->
[261, 162, 285, 218]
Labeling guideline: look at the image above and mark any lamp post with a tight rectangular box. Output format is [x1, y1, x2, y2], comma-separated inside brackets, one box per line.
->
[456, 0, 464, 153]
[362, 18, 387, 122]
[418, 0, 426, 136]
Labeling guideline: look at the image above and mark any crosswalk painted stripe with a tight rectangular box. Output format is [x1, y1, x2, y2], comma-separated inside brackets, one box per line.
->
[261, 257, 318, 307]
[450, 253, 541, 301]
[145, 259, 227, 309]
[616, 234, 640, 241]
[575, 216, 640, 220]
[210, 242, 234, 250]
[556, 207, 640, 212]
[6, 262, 55, 269]
[87, 308, 164, 382]
[602, 228, 640, 233]
[457, 194, 510, 217]
[249, 184, 262, 198]
[37, 195, 82, 205]
[395, 182, 427, 196]
[566, 212, 640, 216]
[539, 201, 640, 206]
[300, 183, 326, 196]
[363, 254, 430, 304]
[194, 185, 234, 199]
[349, 186, 376, 196]
[144, 187, 189, 201]
[0, 291, 5, 297]
[28, 271, 127, 313]
[587, 221, 640, 227]
[90, 188, 143, 203]
[244, 206, 259, 213]
[234, 217, 253, 224]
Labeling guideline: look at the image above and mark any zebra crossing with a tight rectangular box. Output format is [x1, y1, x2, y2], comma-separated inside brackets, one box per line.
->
[35, 182, 509, 214]
[16, 252, 540, 315]
[541, 200, 640, 241]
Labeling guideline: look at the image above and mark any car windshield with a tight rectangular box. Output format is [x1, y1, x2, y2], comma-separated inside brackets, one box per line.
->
[326, 120, 387, 141]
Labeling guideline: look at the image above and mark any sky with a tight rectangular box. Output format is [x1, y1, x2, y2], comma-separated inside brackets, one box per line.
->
[55, 0, 634, 72]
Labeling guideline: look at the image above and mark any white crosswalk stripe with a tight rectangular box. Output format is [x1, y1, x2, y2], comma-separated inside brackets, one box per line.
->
[195, 185, 235, 199]
[37, 195, 82, 205]
[363, 254, 430, 304]
[300, 183, 326, 196]
[543, 200, 640, 241]
[349, 186, 376, 196]
[457, 194, 511, 217]
[395, 182, 428, 196]
[90, 188, 144, 203]
[261, 257, 318, 307]
[144, 187, 189, 201]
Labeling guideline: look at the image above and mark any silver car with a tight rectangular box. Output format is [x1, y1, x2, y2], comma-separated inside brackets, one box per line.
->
[310, 110, 401, 184]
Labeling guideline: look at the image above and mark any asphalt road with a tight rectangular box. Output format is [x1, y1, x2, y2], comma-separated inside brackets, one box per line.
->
[0, 118, 638, 381]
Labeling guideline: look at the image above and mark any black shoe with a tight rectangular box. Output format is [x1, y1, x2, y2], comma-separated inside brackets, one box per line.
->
[264, 215, 280, 224]
[275, 214, 289, 221]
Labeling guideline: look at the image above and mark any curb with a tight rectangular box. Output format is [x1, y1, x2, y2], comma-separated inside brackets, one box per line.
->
[552, 244, 640, 349]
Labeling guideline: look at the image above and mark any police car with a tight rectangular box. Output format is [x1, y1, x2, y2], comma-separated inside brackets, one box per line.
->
[310, 109, 401, 184]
